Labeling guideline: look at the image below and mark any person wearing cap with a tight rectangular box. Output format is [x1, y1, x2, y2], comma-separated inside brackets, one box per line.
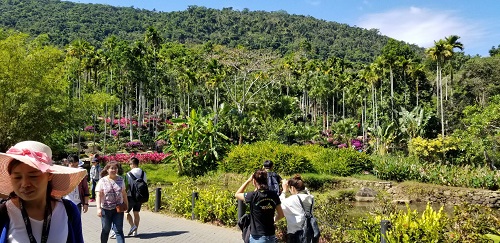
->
[64, 154, 90, 214]
[89, 155, 102, 202]
[0, 141, 87, 243]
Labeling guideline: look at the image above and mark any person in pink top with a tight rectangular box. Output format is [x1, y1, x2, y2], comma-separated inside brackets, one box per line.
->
[96, 161, 128, 243]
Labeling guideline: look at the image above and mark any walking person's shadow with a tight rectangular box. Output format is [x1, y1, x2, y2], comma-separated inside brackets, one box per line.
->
[135, 231, 189, 239]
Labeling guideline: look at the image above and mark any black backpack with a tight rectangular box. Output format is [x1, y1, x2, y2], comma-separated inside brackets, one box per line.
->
[297, 196, 320, 243]
[128, 171, 149, 203]
[267, 171, 281, 196]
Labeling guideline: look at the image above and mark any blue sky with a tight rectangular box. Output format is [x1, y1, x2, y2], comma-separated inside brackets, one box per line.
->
[70, 0, 500, 57]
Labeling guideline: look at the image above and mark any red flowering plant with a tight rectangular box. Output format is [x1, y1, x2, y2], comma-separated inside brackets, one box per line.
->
[103, 152, 169, 164]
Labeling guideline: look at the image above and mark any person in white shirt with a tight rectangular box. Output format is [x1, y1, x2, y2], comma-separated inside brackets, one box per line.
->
[125, 157, 147, 236]
[279, 174, 314, 243]
[63, 155, 90, 214]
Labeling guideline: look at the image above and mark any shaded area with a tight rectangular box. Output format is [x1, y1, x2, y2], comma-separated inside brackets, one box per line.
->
[136, 231, 189, 239]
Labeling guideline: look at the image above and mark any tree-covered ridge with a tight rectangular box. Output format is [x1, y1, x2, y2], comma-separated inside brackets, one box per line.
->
[0, 0, 423, 63]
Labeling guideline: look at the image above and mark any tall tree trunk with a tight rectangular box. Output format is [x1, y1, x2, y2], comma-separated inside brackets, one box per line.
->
[390, 66, 394, 121]
[129, 99, 133, 142]
[342, 90, 345, 119]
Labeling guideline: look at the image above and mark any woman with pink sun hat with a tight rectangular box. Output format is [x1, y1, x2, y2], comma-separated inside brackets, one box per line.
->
[0, 141, 87, 243]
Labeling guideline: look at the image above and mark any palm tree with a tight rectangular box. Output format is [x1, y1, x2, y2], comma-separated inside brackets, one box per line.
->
[426, 35, 463, 138]
[443, 35, 464, 101]
[144, 27, 163, 136]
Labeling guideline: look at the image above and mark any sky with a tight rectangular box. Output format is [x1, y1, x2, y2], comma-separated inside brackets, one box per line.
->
[69, 0, 500, 57]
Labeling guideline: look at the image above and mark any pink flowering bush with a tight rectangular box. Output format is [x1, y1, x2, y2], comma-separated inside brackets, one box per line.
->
[126, 140, 143, 148]
[84, 125, 94, 132]
[103, 152, 169, 164]
[110, 130, 118, 137]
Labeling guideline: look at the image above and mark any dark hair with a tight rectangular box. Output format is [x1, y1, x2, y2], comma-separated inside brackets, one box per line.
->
[7, 159, 22, 175]
[287, 174, 305, 191]
[252, 169, 268, 190]
[68, 154, 79, 163]
[130, 157, 139, 166]
[100, 161, 123, 177]
[263, 160, 273, 169]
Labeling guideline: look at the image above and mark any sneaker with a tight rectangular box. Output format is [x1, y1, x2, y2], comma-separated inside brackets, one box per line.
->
[127, 225, 137, 236]
[131, 230, 138, 237]
[90, 199, 95, 202]
[110, 232, 116, 239]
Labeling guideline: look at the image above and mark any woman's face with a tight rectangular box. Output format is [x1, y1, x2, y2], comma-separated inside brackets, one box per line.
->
[107, 165, 118, 176]
[10, 163, 52, 202]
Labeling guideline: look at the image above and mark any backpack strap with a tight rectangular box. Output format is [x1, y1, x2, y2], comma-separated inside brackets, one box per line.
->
[128, 172, 138, 181]
[140, 171, 144, 180]
[61, 199, 75, 223]
[297, 194, 314, 214]
[0, 201, 7, 228]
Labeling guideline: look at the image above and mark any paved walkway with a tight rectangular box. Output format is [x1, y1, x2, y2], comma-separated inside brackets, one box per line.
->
[81, 201, 242, 243]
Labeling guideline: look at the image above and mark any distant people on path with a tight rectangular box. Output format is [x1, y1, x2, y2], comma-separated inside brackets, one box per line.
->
[64, 154, 90, 214]
[90, 155, 102, 202]
[263, 160, 282, 196]
[62, 158, 69, 166]
[125, 157, 148, 237]
[235, 169, 285, 243]
[96, 161, 128, 243]
[0, 141, 87, 243]
[279, 174, 315, 243]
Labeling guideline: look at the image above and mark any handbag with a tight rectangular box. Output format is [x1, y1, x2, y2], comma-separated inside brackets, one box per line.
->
[238, 192, 257, 243]
[116, 202, 127, 213]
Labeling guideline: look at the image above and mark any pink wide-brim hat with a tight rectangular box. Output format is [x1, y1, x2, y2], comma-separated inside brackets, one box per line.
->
[0, 141, 87, 198]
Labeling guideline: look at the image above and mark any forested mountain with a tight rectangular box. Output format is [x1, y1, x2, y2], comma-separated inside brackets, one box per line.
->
[0, 0, 422, 63]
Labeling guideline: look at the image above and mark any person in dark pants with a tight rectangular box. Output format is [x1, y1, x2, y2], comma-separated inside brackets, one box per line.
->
[89, 155, 102, 202]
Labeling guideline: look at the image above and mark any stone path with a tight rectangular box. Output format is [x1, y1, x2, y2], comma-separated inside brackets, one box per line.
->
[81, 201, 242, 243]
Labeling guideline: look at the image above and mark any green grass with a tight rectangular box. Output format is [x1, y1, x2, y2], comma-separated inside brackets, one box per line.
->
[141, 163, 180, 186]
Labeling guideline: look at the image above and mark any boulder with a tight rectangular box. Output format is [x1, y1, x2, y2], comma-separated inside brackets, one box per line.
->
[356, 187, 377, 197]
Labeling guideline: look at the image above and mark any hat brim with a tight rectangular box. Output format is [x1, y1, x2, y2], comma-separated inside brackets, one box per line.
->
[0, 153, 87, 198]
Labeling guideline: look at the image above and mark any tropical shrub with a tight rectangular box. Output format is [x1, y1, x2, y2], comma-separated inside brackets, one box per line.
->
[299, 173, 339, 191]
[157, 179, 237, 226]
[372, 155, 500, 189]
[372, 155, 424, 182]
[313, 148, 373, 176]
[446, 204, 500, 242]
[353, 203, 448, 243]
[220, 141, 314, 175]
[408, 136, 462, 164]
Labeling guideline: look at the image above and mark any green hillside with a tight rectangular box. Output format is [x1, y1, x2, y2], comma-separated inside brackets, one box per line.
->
[0, 0, 423, 63]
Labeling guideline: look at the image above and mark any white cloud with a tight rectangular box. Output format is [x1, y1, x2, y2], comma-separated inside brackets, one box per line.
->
[357, 7, 486, 53]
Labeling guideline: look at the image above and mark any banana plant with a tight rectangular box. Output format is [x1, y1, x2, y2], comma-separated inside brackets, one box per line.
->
[158, 109, 228, 176]
[399, 106, 430, 142]
[370, 122, 397, 155]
